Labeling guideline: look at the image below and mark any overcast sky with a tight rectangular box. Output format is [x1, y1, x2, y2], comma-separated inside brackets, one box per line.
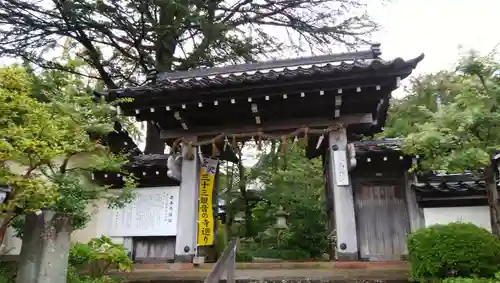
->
[371, 0, 498, 76]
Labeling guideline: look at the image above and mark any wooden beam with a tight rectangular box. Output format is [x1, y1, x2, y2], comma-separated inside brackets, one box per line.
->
[160, 113, 373, 139]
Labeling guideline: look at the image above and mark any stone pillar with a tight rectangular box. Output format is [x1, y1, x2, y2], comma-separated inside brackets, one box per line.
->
[175, 140, 199, 262]
[327, 129, 358, 261]
[16, 211, 72, 283]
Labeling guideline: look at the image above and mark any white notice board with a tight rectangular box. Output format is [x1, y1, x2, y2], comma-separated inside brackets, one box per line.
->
[107, 186, 180, 237]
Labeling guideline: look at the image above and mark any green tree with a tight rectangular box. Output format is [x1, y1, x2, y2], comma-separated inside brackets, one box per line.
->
[383, 53, 500, 235]
[247, 143, 328, 259]
[0, 0, 382, 153]
[381, 71, 464, 138]
[0, 64, 135, 283]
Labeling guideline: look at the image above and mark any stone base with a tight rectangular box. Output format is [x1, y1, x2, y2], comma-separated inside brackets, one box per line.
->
[336, 252, 359, 261]
[174, 254, 195, 263]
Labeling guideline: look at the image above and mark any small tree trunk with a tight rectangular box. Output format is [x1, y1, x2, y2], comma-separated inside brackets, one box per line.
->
[486, 165, 500, 236]
[224, 163, 236, 243]
[16, 211, 72, 283]
[237, 151, 253, 237]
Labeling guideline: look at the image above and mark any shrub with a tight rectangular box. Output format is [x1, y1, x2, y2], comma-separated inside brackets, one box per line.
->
[407, 222, 500, 281]
[442, 272, 500, 283]
[67, 266, 123, 283]
[69, 236, 132, 278]
[442, 277, 492, 283]
[0, 272, 11, 283]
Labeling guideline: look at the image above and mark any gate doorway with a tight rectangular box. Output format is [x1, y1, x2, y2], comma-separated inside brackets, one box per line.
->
[354, 181, 410, 261]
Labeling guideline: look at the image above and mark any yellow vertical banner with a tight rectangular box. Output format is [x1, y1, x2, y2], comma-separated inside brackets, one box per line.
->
[197, 158, 218, 246]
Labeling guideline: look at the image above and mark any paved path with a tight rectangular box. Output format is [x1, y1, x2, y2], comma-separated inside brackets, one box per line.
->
[121, 268, 409, 282]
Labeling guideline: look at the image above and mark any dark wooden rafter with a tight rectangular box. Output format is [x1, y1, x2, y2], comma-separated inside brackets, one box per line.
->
[160, 113, 373, 140]
[117, 72, 412, 114]
[134, 83, 398, 141]
[173, 111, 188, 131]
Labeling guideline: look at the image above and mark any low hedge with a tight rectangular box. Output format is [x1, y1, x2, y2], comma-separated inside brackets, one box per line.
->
[407, 222, 500, 281]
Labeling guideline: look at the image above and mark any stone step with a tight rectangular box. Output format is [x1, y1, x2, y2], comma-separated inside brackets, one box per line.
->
[120, 267, 410, 283]
[132, 261, 408, 270]
[126, 280, 410, 283]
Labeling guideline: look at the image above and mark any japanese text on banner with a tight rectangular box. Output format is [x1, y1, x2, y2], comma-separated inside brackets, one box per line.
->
[197, 158, 218, 246]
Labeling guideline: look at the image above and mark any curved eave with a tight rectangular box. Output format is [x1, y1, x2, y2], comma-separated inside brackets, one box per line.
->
[97, 54, 424, 102]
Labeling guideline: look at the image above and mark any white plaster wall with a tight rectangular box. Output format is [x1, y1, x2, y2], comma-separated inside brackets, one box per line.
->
[1, 199, 124, 255]
[71, 199, 113, 243]
[1, 227, 22, 255]
[2, 154, 123, 254]
[423, 206, 492, 232]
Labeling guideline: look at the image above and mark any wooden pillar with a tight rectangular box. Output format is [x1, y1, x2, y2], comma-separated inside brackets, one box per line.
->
[327, 129, 358, 261]
[404, 171, 425, 232]
[175, 139, 199, 262]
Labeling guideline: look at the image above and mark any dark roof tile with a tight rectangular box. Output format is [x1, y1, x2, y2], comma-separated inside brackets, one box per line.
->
[412, 172, 494, 195]
[125, 154, 170, 169]
[104, 52, 424, 96]
[353, 138, 403, 154]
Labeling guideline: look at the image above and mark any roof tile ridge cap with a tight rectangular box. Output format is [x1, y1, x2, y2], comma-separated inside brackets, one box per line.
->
[161, 51, 376, 79]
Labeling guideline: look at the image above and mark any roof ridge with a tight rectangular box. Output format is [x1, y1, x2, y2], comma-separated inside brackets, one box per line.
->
[160, 44, 382, 81]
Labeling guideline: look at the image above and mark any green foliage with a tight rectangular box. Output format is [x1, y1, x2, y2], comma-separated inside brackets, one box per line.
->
[0, 63, 136, 281]
[0, 262, 16, 283]
[442, 272, 500, 283]
[0, 268, 13, 283]
[0, 274, 11, 283]
[237, 143, 328, 260]
[0, 63, 136, 236]
[443, 277, 494, 283]
[380, 71, 464, 139]
[407, 222, 500, 281]
[67, 266, 123, 283]
[69, 236, 133, 278]
[382, 52, 500, 175]
[235, 249, 254, 262]
[215, 224, 227, 258]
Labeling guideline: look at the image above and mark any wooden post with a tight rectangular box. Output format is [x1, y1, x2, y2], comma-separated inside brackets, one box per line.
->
[404, 170, 425, 232]
[175, 138, 199, 262]
[327, 129, 358, 261]
[486, 162, 500, 236]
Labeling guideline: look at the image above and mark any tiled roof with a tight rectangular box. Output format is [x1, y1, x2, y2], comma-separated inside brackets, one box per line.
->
[124, 154, 170, 169]
[353, 140, 495, 194]
[412, 172, 491, 194]
[104, 45, 424, 96]
[353, 138, 402, 154]
[162, 44, 383, 81]
[104, 130, 141, 156]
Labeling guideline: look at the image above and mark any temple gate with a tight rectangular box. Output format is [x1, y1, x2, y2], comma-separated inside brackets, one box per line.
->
[97, 44, 423, 262]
